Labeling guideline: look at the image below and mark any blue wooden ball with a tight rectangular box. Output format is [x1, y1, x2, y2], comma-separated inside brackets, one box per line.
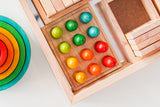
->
[87, 26, 100, 38]
[79, 12, 92, 24]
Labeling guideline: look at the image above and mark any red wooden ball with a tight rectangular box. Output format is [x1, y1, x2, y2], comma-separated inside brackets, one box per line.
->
[95, 41, 108, 53]
[102, 55, 117, 68]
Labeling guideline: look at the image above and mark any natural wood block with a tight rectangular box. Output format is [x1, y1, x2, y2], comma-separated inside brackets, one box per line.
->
[39, 0, 56, 17]
[72, 0, 81, 3]
[129, 33, 160, 51]
[126, 19, 160, 39]
[134, 40, 160, 57]
[141, 0, 159, 20]
[41, 4, 121, 92]
[62, 0, 73, 7]
[128, 25, 160, 45]
[153, 0, 160, 13]
[51, 0, 65, 12]
[32, 0, 90, 24]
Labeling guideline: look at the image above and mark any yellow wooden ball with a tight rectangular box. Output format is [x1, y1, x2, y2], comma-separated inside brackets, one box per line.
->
[66, 57, 79, 69]
[74, 71, 87, 83]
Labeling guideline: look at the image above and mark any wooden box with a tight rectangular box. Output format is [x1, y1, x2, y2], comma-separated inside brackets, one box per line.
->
[19, 0, 160, 104]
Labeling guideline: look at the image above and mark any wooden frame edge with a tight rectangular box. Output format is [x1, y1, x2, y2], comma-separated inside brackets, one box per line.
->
[19, 0, 74, 103]
[153, 0, 160, 14]
[71, 50, 160, 104]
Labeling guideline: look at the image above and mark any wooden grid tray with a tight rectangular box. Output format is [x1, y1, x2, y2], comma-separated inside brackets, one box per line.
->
[41, 3, 121, 92]
[20, 0, 160, 104]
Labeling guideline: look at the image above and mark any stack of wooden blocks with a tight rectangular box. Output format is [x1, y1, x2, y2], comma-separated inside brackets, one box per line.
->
[100, 0, 160, 60]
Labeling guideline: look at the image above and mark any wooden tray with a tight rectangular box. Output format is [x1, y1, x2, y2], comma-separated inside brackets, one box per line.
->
[41, 4, 121, 92]
[19, 0, 160, 104]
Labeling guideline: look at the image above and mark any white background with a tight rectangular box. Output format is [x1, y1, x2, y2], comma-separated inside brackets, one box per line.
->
[0, 0, 160, 107]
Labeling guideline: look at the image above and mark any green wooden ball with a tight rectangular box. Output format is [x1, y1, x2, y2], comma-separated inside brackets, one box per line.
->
[73, 34, 86, 46]
[65, 20, 78, 31]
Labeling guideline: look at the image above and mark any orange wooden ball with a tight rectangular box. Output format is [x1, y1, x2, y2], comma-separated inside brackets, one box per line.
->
[74, 71, 87, 83]
[80, 49, 94, 61]
[88, 63, 101, 76]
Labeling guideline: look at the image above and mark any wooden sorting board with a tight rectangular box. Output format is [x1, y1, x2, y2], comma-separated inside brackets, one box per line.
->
[41, 4, 121, 92]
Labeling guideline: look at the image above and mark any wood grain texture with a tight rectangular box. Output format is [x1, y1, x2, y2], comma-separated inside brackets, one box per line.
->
[109, 0, 150, 34]
[141, 0, 159, 20]
[41, 4, 121, 92]
[20, 0, 74, 102]
[128, 25, 160, 45]
[126, 19, 160, 39]
[62, 0, 73, 7]
[39, 0, 56, 17]
[134, 40, 160, 57]
[20, 0, 160, 104]
[72, 0, 81, 3]
[129, 33, 160, 51]
[32, 0, 47, 23]
[32, 0, 90, 24]
[51, 0, 65, 12]
[99, 0, 139, 62]
[153, 0, 160, 14]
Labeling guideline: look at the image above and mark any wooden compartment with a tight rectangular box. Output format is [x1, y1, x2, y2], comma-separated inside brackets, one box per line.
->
[100, 0, 160, 59]
[41, 4, 121, 92]
[109, 0, 151, 34]
[20, 0, 160, 104]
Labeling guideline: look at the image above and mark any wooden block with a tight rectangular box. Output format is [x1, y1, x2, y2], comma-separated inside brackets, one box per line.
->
[134, 40, 160, 57]
[153, 0, 160, 13]
[62, 0, 73, 7]
[41, 4, 121, 92]
[129, 25, 160, 44]
[129, 33, 160, 51]
[141, 0, 159, 20]
[50, 0, 65, 12]
[32, 0, 91, 24]
[72, 0, 81, 3]
[32, 0, 47, 23]
[126, 19, 160, 39]
[39, 0, 56, 17]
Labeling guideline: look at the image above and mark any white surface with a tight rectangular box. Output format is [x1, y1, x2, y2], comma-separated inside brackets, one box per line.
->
[0, 0, 160, 107]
